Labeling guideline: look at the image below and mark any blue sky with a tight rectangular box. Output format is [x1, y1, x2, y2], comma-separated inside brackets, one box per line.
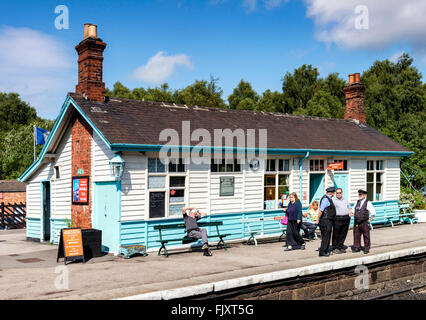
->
[0, 0, 425, 119]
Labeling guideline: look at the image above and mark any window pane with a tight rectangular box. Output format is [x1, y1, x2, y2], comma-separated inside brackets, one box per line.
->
[265, 175, 276, 186]
[156, 159, 165, 172]
[319, 160, 324, 171]
[376, 173, 383, 183]
[169, 204, 184, 217]
[177, 162, 185, 172]
[170, 189, 185, 203]
[310, 160, 313, 171]
[376, 183, 382, 201]
[226, 164, 233, 172]
[148, 158, 157, 172]
[148, 176, 165, 189]
[170, 176, 185, 188]
[278, 174, 289, 186]
[367, 173, 374, 183]
[168, 162, 177, 172]
[367, 183, 374, 201]
[279, 186, 289, 198]
[284, 160, 289, 171]
[211, 163, 218, 172]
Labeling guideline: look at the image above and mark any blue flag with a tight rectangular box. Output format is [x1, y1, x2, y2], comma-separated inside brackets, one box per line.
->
[36, 127, 50, 145]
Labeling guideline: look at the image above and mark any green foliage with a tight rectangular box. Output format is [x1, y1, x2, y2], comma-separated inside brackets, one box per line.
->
[228, 79, 260, 110]
[400, 187, 426, 210]
[0, 92, 37, 132]
[0, 119, 54, 180]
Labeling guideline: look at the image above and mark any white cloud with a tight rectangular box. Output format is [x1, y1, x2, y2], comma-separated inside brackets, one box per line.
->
[133, 51, 193, 84]
[0, 27, 74, 119]
[304, 0, 426, 52]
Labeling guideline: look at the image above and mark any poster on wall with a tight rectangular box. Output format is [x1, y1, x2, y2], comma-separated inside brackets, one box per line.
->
[72, 176, 89, 205]
[220, 176, 235, 196]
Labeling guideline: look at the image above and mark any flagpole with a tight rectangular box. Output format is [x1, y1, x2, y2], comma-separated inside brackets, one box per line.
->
[33, 124, 36, 161]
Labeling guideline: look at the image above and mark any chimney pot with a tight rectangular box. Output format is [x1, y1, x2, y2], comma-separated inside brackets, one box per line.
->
[76, 24, 106, 102]
[344, 73, 366, 124]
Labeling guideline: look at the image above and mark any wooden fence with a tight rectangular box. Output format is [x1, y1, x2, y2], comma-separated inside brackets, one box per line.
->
[0, 202, 26, 230]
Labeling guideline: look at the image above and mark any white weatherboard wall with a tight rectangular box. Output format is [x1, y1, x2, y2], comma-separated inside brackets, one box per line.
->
[210, 173, 244, 214]
[243, 162, 263, 212]
[349, 159, 366, 203]
[50, 125, 72, 221]
[26, 125, 73, 220]
[26, 163, 53, 219]
[121, 153, 147, 221]
[384, 159, 401, 201]
[188, 162, 210, 213]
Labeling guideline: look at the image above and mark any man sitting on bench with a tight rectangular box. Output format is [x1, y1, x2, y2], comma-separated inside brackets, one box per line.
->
[182, 207, 212, 256]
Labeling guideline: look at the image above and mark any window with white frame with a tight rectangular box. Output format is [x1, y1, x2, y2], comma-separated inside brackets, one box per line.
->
[148, 157, 187, 219]
[310, 159, 325, 172]
[367, 160, 384, 201]
[211, 158, 241, 173]
[264, 159, 291, 209]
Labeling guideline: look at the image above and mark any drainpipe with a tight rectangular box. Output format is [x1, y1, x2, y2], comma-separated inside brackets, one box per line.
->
[299, 152, 310, 200]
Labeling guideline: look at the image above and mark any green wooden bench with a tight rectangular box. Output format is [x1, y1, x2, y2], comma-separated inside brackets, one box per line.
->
[399, 204, 419, 225]
[154, 221, 230, 258]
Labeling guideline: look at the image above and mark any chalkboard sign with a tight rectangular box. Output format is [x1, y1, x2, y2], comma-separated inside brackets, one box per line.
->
[57, 228, 85, 265]
[149, 192, 165, 218]
[220, 176, 235, 196]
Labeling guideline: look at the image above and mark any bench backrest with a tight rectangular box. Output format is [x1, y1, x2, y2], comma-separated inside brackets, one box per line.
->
[153, 221, 223, 231]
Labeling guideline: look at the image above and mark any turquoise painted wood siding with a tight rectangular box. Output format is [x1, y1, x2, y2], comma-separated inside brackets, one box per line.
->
[26, 217, 41, 240]
[119, 200, 401, 251]
[50, 218, 69, 245]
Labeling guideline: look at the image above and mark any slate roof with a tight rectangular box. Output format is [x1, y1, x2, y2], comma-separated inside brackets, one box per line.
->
[0, 180, 26, 192]
[69, 93, 410, 153]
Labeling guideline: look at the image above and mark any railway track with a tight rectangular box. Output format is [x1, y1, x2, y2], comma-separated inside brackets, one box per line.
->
[366, 283, 426, 300]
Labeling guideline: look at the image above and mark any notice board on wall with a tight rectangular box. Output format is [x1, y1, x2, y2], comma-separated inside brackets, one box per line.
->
[57, 228, 85, 265]
[72, 176, 89, 205]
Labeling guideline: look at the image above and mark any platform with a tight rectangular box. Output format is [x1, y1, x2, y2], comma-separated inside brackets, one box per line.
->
[0, 223, 425, 300]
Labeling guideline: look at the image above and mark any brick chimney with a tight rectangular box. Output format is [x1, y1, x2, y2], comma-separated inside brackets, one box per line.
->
[75, 24, 107, 102]
[343, 73, 366, 124]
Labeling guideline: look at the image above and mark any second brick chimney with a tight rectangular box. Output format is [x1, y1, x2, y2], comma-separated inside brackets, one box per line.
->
[343, 73, 366, 124]
[75, 24, 107, 102]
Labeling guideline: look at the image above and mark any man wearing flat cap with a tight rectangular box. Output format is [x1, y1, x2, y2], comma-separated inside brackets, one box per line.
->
[316, 187, 336, 257]
[352, 189, 376, 254]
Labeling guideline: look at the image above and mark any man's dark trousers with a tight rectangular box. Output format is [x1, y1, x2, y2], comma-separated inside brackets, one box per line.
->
[332, 216, 350, 250]
[353, 221, 371, 251]
[319, 218, 333, 255]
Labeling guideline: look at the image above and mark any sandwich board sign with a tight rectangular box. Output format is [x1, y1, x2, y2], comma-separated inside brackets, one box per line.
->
[57, 228, 85, 265]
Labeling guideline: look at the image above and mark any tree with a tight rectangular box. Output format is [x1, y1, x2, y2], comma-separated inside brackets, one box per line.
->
[294, 89, 343, 118]
[0, 119, 54, 180]
[228, 80, 260, 110]
[257, 90, 284, 112]
[0, 92, 37, 132]
[281, 64, 322, 114]
[361, 53, 426, 187]
[175, 76, 227, 108]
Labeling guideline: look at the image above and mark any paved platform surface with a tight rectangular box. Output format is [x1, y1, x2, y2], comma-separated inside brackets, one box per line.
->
[0, 223, 425, 300]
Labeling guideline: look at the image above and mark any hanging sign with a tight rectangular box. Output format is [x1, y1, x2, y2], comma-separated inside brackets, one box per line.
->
[327, 162, 344, 170]
[72, 176, 89, 205]
[57, 228, 85, 265]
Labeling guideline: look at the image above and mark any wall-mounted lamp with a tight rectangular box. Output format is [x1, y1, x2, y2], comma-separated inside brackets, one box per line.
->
[109, 153, 125, 179]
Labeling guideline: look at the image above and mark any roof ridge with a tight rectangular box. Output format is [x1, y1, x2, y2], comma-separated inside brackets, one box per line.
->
[96, 93, 354, 123]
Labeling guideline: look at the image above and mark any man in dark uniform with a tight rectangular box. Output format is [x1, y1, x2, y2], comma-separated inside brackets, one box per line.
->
[352, 189, 376, 254]
[316, 187, 336, 257]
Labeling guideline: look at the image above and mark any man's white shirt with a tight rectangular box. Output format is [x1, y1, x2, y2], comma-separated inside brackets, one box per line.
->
[352, 198, 376, 218]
